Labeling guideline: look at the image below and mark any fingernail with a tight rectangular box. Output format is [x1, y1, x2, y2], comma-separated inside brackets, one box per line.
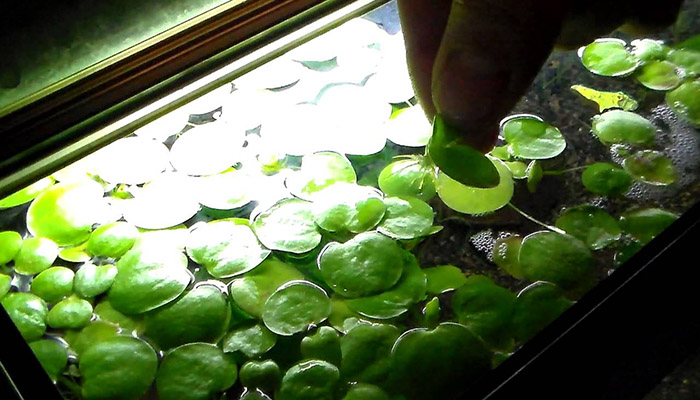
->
[433, 52, 510, 152]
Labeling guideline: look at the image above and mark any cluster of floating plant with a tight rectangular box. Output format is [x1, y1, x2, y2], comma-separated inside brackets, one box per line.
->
[0, 8, 698, 400]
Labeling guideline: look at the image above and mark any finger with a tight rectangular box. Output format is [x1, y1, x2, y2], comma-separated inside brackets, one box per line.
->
[431, 0, 572, 152]
[397, 0, 452, 118]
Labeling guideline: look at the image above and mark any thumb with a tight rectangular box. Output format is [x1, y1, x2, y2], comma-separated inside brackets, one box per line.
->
[431, 0, 571, 152]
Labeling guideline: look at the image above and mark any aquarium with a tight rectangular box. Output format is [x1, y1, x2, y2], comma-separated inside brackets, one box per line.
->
[0, 0, 699, 399]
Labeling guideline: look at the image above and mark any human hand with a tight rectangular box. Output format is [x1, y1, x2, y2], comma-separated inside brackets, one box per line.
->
[397, 0, 683, 153]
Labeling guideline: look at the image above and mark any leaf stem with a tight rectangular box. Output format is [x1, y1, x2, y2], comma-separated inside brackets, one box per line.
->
[507, 202, 566, 234]
[542, 166, 586, 176]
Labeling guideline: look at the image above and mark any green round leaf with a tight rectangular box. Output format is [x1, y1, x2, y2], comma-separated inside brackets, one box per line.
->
[423, 265, 467, 295]
[327, 295, 375, 334]
[492, 235, 524, 279]
[390, 323, 491, 399]
[65, 320, 120, 357]
[313, 184, 386, 233]
[169, 125, 244, 176]
[30, 267, 74, 303]
[229, 259, 304, 318]
[555, 205, 622, 250]
[0, 231, 22, 265]
[502, 115, 566, 159]
[436, 157, 514, 215]
[591, 110, 656, 145]
[195, 169, 251, 210]
[580, 39, 639, 77]
[279, 359, 339, 400]
[239, 360, 281, 392]
[340, 322, 400, 384]
[286, 152, 357, 200]
[223, 323, 277, 358]
[667, 49, 700, 75]
[0, 274, 11, 300]
[93, 301, 141, 334]
[26, 180, 107, 246]
[511, 281, 573, 343]
[47, 295, 93, 329]
[581, 162, 633, 196]
[73, 263, 118, 298]
[187, 220, 270, 278]
[92, 137, 170, 184]
[319, 232, 404, 298]
[623, 150, 677, 185]
[619, 208, 678, 244]
[1, 292, 48, 341]
[13, 237, 58, 276]
[614, 239, 644, 267]
[636, 60, 682, 91]
[343, 383, 391, 400]
[156, 343, 238, 400]
[29, 339, 68, 381]
[108, 243, 191, 314]
[121, 173, 201, 230]
[452, 275, 517, 350]
[631, 39, 670, 63]
[87, 222, 138, 258]
[58, 242, 92, 263]
[377, 196, 435, 240]
[378, 159, 436, 201]
[79, 336, 158, 400]
[345, 252, 426, 319]
[252, 198, 322, 254]
[428, 115, 499, 188]
[143, 284, 230, 349]
[0, 177, 54, 209]
[519, 231, 594, 291]
[666, 79, 700, 126]
[301, 326, 342, 366]
[505, 161, 528, 179]
[262, 281, 331, 336]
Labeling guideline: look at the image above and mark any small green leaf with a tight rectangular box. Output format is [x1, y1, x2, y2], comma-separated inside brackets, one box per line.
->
[667, 49, 700, 75]
[143, 285, 230, 350]
[93, 301, 141, 334]
[570, 85, 639, 112]
[581, 163, 633, 196]
[30, 267, 74, 303]
[555, 205, 622, 250]
[223, 323, 277, 358]
[13, 237, 58, 276]
[262, 281, 331, 336]
[436, 157, 514, 215]
[580, 39, 639, 77]
[591, 110, 656, 145]
[511, 282, 573, 343]
[1, 292, 48, 341]
[65, 321, 120, 357]
[526, 160, 543, 193]
[377, 196, 435, 240]
[187, 219, 270, 278]
[47, 295, 93, 329]
[195, 169, 251, 211]
[286, 152, 357, 200]
[619, 208, 678, 244]
[623, 150, 677, 185]
[87, 222, 138, 258]
[73, 263, 118, 298]
[666, 79, 700, 126]
[389, 323, 491, 400]
[239, 360, 281, 392]
[428, 115, 499, 188]
[29, 339, 68, 381]
[631, 39, 671, 63]
[156, 343, 238, 400]
[490, 145, 511, 161]
[423, 265, 467, 295]
[252, 198, 322, 254]
[0, 176, 54, 209]
[229, 259, 304, 318]
[519, 231, 594, 291]
[492, 236, 524, 279]
[502, 116, 566, 160]
[636, 61, 682, 91]
[301, 326, 342, 366]
[340, 322, 400, 384]
[313, 183, 386, 233]
[423, 297, 441, 329]
[319, 232, 404, 298]
[504, 161, 528, 179]
[378, 158, 436, 201]
[343, 383, 391, 400]
[0, 274, 11, 300]
[0, 231, 22, 264]
[279, 360, 339, 400]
